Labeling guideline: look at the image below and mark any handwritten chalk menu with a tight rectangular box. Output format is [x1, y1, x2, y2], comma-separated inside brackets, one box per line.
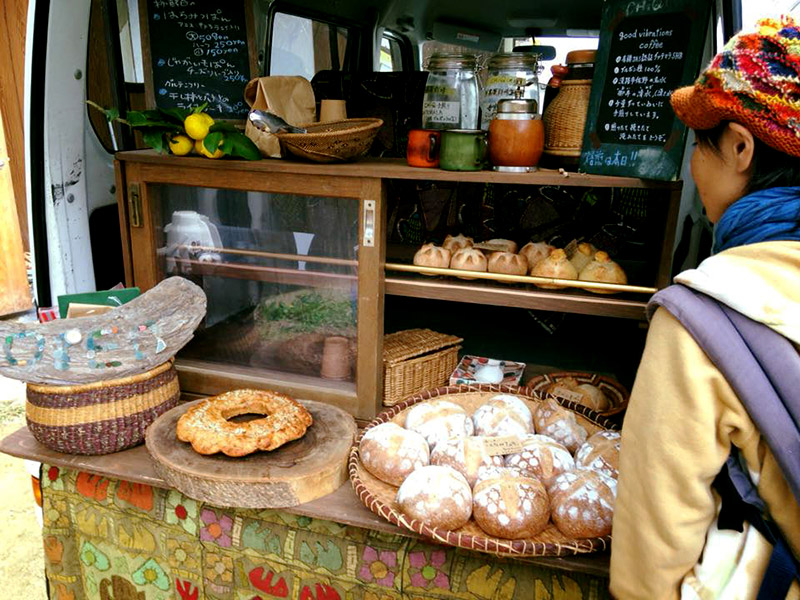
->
[140, 0, 256, 120]
[579, 0, 711, 180]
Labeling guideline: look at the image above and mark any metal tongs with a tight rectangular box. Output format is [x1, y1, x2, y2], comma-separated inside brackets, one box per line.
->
[248, 109, 307, 134]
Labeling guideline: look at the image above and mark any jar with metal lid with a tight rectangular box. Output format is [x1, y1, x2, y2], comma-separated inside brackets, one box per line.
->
[488, 86, 544, 172]
[422, 53, 480, 130]
[480, 52, 540, 130]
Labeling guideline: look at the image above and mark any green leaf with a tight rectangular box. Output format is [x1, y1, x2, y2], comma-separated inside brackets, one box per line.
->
[141, 130, 166, 154]
[227, 132, 262, 161]
[191, 102, 209, 114]
[203, 131, 224, 153]
[209, 121, 238, 133]
[220, 135, 234, 154]
[157, 106, 190, 125]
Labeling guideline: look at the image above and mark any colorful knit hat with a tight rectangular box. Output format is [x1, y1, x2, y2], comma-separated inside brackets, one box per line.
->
[671, 15, 800, 157]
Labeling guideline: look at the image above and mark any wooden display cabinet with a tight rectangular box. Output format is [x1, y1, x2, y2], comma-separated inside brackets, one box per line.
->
[115, 151, 682, 419]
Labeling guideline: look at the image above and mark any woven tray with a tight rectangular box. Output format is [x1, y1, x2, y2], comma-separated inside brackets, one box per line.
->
[349, 384, 619, 557]
[275, 118, 383, 163]
[525, 371, 630, 417]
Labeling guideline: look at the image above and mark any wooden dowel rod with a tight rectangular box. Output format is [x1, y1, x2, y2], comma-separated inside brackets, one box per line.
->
[178, 244, 357, 267]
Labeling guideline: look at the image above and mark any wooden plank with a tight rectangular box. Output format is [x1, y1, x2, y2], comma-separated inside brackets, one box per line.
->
[116, 151, 682, 190]
[385, 274, 648, 320]
[656, 185, 683, 289]
[114, 160, 134, 286]
[125, 163, 160, 290]
[172, 259, 356, 288]
[0, 425, 610, 577]
[355, 179, 386, 420]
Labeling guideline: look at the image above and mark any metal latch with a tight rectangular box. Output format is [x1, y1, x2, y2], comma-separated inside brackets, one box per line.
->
[128, 183, 142, 228]
[362, 200, 375, 247]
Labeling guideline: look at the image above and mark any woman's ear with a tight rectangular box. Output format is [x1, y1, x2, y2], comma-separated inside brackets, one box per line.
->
[723, 122, 755, 175]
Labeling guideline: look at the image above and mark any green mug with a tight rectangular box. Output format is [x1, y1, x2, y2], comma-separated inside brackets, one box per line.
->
[439, 129, 488, 171]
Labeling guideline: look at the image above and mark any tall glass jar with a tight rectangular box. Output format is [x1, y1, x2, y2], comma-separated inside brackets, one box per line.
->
[480, 53, 540, 129]
[422, 53, 480, 130]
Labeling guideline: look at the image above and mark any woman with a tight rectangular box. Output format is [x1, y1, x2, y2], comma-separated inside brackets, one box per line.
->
[610, 16, 800, 599]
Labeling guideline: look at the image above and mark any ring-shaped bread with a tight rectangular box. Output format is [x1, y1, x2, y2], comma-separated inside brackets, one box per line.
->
[176, 389, 313, 456]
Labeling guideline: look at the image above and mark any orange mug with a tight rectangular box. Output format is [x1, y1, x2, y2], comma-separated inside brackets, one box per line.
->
[406, 129, 441, 168]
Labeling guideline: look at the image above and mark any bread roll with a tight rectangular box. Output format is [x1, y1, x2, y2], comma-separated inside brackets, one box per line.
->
[547, 469, 617, 538]
[396, 465, 472, 530]
[472, 468, 550, 539]
[533, 398, 588, 453]
[359, 422, 430, 486]
[578, 251, 627, 293]
[488, 252, 528, 277]
[442, 234, 473, 254]
[569, 242, 597, 273]
[519, 241, 554, 269]
[575, 430, 621, 480]
[505, 434, 575, 486]
[430, 436, 504, 486]
[531, 249, 578, 289]
[472, 394, 534, 438]
[547, 377, 611, 412]
[413, 244, 451, 272]
[483, 238, 518, 253]
[404, 399, 474, 448]
[450, 247, 488, 279]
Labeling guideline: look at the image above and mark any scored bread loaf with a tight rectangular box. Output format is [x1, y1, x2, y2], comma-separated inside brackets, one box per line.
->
[450, 247, 488, 278]
[487, 252, 528, 277]
[547, 377, 611, 412]
[531, 248, 579, 289]
[547, 469, 617, 538]
[396, 465, 472, 530]
[505, 434, 575, 486]
[472, 467, 550, 539]
[519, 241, 554, 269]
[404, 399, 474, 448]
[442, 234, 474, 254]
[359, 422, 430, 486]
[413, 244, 451, 271]
[533, 398, 588, 453]
[472, 394, 534, 438]
[575, 430, 621, 480]
[482, 238, 518, 253]
[430, 436, 505, 486]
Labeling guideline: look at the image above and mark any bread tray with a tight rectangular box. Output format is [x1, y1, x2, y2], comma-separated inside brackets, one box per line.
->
[525, 371, 630, 417]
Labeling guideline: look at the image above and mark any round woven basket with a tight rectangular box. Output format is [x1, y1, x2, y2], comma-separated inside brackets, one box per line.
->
[26, 360, 181, 455]
[525, 371, 630, 417]
[542, 79, 592, 157]
[275, 118, 383, 163]
[349, 384, 619, 557]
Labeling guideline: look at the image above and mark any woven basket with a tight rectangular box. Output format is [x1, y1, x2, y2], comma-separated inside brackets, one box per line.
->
[349, 384, 619, 557]
[542, 79, 592, 157]
[382, 328, 463, 406]
[525, 371, 630, 417]
[26, 360, 181, 455]
[275, 118, 383, 163]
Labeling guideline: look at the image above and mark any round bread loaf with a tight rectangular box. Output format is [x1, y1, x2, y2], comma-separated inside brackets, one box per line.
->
[575, 430, 621, 480]
[483, 238, 518, 253]
[488, 252, 528, 276]
[359, 422, 430, 486]
[472, 468, 550, 539]
[531, 248, 578, 289]
[442, 233, 474, 254]
[547, 469, 617, 538]
[413, 244, 451, 271]
[533, 398, 588, 453]
[430, 436, 505, 486]
[519, 241, 554, 269]
[473, 394, 534, 438]
[404, 399, 474, 448]
[396, 465, 472, 530]
[505, 434, 575, 485]
[450, 247, 488, 278]
[546, 377, 611, 412]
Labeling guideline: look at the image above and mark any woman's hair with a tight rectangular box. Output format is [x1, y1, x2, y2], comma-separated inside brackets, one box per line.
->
[695, 122, 800, 194]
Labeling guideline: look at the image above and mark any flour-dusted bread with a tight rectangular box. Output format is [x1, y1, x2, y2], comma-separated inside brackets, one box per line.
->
[404, 399, 474, 448]
[413, 244, 451, 271]
[472, 467, 550, 539]
[531, 248, 578, 289]
[533, 398, 588, 453]
[442, 233, 474, 254]
[547, 469, 617, 538]
[505, 434, 575, 486]
[396, 465, 472, 530]
[472, 394, 534, 438]
[450, 247, 488, 278]
[575, 430, 621, 480]
[487, 252, 528, 277]
[519, 241, 554, 269]
[359, 422, 430, 486]
[430, 436, 505, 486]
[546, 377, 612, 413]
[578, 251, 627, 293]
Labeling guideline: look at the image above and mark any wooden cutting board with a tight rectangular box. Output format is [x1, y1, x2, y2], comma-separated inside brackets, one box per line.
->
[146, 398, 357, 508]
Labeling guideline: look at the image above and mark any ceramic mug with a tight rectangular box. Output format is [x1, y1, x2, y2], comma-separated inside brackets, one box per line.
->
[439, 129, 487, 171]
[406, 129, 441, 168]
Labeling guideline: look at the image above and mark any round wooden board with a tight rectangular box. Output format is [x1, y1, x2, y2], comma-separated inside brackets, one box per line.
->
[146, 398, 357, 508]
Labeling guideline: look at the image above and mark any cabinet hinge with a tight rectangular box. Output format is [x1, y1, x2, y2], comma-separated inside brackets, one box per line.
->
[128, 183, 142, 228]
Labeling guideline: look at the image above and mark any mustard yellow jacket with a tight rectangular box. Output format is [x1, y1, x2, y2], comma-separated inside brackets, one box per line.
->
[610, 242, 800, 599]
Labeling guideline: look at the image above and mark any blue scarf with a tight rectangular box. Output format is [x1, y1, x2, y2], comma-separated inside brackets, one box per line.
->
[713, 186, 800, 253]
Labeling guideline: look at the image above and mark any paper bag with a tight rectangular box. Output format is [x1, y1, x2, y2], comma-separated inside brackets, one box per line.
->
[244, 76, 316, 158]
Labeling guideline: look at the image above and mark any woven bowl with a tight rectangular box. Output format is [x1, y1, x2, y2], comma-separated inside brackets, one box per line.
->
[525, 371, 630, 417]
[275, 118, 383, 163]
[349, 384, 619, 557]
[26, 360, 181, 455]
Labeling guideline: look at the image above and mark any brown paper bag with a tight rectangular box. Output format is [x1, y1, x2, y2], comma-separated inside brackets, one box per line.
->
[244, 76, 316, 158]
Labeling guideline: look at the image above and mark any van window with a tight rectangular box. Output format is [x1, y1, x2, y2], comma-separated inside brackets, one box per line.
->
[379, 32, 405, 72]
[269, 12, 350, 79]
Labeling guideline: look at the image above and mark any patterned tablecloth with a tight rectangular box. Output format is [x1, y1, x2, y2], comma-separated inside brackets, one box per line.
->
[40, 465, 610, 600]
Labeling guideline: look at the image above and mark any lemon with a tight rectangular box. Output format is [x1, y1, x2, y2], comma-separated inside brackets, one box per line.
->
[184, 113, 214, 140]
[195, 137, 223, 159]
[168, 134, 193, 156]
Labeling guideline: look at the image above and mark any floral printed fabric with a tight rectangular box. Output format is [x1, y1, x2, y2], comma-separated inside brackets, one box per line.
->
[40, 465, 609, 599]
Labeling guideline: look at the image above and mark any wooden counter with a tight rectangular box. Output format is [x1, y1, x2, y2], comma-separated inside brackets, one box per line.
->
[1, 425, 610, 578]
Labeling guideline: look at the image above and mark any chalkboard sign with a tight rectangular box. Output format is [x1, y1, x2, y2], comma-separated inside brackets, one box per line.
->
[139, 0, 257, 120]
[579, 0, 712, 180]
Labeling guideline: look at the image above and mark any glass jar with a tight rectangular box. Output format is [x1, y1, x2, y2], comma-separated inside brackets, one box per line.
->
[480, 52, 540, 129]
[422, 53, 480, 130]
